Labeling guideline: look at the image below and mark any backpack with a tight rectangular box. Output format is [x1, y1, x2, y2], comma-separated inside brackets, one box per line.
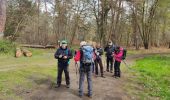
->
[81, 45, 93, 66]
[122, 49, 127, 60]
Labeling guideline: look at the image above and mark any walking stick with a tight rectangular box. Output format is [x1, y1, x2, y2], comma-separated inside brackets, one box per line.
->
[122, 60, 136, 72]
[104, 55, 107, 72]
[122, 60, 130, 69]
[75, 62, 79, 85]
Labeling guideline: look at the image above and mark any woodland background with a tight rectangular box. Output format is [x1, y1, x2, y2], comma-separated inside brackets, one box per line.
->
[0, 0, 170, 49]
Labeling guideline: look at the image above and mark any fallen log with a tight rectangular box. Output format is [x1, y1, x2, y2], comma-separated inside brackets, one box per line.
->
[22, 49, 32, 57]
[15, 48, 22, 58]
[21, 44, 56, 49]
[21, 44, 46, 48]
[45, 45, 56, 49]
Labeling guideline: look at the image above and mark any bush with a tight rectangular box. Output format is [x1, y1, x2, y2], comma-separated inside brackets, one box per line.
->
[0, 40, 16, 54]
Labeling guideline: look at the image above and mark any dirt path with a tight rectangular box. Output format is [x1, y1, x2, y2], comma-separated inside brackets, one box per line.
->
[22, 53, 170, 100]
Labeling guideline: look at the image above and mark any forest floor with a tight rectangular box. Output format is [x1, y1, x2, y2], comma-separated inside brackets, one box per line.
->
[0, 48, 170, 100]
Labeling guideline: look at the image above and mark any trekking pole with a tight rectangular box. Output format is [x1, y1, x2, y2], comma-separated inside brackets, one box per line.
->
[122, 60, 136, 72]
[104, 56, 107, 72]
[75, 62, 79, 85]
[122, 60, 130, 69]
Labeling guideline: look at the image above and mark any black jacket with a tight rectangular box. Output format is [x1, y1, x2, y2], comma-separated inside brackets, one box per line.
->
[54, 47, 73, 67]
[104, 45, 115, 58]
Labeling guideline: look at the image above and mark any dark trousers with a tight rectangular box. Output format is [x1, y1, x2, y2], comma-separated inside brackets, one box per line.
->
[57, 66, 70, 85]
[95, 59, 104, 76]
[79, 65, 92, 96]
[114, 61, 121, 77]
[92, 63, 95, 73]
[106, 57, 113, 71]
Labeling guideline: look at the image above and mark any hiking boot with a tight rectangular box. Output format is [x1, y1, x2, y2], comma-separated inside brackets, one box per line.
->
[106, 69, 109, 72]
[55, 84, 60, 88]
[113, 75, 120, 79]
[101, 75, 105, 78]
[86, 93, 92, 98]
[66, 84, 70, 88]
[79, 94, 83, 98]
[115, 76, 120, 79]
[112, 75, 117, 78]
[88, 95, 92, 98]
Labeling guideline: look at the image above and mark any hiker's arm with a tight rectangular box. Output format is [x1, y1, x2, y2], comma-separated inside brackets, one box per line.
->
[54, 49, 60, 59]
[67, 49, 73, 59]
[104, 47, 107, 52]
[100, 48, 104, 55]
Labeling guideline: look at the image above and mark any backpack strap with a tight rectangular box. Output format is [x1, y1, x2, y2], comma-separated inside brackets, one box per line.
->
[65, 48, 69, 56]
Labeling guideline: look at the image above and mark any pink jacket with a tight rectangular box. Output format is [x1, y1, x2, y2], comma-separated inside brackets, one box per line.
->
[114, 47, 123, 62]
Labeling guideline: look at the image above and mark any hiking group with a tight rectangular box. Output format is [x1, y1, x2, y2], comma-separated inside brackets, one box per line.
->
[54, 40, 127, 98]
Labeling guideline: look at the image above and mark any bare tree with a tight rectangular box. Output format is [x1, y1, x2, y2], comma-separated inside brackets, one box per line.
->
[0, 0, 6, 38]
[129, 0, 159, 49]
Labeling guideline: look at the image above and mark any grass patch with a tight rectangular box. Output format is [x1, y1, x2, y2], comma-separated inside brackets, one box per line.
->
[0, 50, 57, 100]
[131, 55, 170, 100]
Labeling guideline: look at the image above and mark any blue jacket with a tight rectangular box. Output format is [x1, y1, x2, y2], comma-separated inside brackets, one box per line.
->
[54, 47, 73, 68]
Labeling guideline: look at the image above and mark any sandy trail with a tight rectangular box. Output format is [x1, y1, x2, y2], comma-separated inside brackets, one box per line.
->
[20, 53, 170, 100]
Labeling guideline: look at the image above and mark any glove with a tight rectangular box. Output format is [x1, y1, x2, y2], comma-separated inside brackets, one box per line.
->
[59, 55, 63, 58]
[96, 52, 100, 56]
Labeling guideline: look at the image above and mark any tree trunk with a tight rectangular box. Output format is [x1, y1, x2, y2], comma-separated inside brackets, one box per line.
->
[144, 42, 149, 49]
[37, 0, 40, 44]
[169, 42, 170, 49]
[134, 7, 139, 50]
[0, 0, 6, 38]
[135, 36, 139, 50]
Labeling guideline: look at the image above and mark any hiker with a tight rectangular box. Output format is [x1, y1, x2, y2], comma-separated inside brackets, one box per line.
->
[74, 41, 93, 98]
[92, 43, 96, 74]
[113, 46, 124, 78]
[94, 43, 105, 78]
[104, 41, 115, 73]
[54, 40, 73, 88]
[57, 40, 61, 48]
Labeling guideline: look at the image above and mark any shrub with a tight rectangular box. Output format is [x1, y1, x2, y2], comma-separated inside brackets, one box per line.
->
[0, 40, 16, 54]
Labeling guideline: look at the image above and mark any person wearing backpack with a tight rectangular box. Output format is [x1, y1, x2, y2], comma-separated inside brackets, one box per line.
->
[113, 46, 124, 78]
[54, 40, 73, 88]
[94, 43, 105, 78]
[74, 41, 93, 98]
[104, 41, 115, 73]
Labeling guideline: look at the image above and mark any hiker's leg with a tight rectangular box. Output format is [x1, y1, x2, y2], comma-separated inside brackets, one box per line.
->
[106, 57, 109, 71]
[115, 61, 119, 77]
[87, 66, 92, 96]
[92, 62, 95, 73]
[57, 66, 63, 85]
[79, 69, 85, 96]
[99, 59, 104, 76]
[114, 61, 117, 76]
[117, 62, 121, 77]
[64, 66, 70, 85]
[95, 60, 98, 75]
[110, 58, 113, 72]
